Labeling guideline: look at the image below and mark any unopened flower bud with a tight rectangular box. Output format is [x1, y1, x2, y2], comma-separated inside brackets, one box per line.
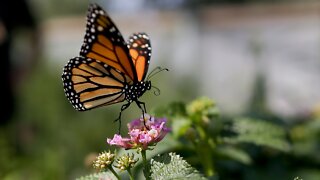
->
[93, 151, 115, 171]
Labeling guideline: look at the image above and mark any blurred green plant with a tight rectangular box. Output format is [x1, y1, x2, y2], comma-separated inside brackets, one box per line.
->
[77, 96, 319, 180]
[152, 97, 292, 178]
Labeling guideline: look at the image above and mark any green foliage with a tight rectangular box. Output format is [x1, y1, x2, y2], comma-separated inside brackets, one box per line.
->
[150, 152, 206, 180]
[77, 172, 116, 180]
[76, 152, 207, 180]
[223, 118, 291, 152]
[290, 118, 320, 158]
[215, 146, 252, 165]
[152, 97, 310, 179]
[186, 96, 219, 124]
[2, 62, 320, 179]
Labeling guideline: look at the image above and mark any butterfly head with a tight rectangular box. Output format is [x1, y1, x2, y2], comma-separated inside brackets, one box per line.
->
[145, 81, 152, 91]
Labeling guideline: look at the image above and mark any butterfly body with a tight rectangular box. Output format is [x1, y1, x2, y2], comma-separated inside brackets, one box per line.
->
[61, 3, 157, 123]
[124, 81, 151, 103]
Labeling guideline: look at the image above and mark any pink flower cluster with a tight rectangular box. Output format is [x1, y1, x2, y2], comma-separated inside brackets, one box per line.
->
[107, 115, 170, 150]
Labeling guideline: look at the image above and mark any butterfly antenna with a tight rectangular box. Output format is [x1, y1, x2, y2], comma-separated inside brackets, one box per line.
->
[147, 67, 169, 80]
[151, 85, 161, 96]
[147, 66, 162, 78]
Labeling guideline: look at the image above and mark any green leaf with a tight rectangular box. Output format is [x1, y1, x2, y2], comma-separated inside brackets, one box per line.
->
[76, 171, 116, 180]
[186, 96, 219, 124]
[224, 118, 291, 152]
[150, 152, 207, 180]
[216, 146, 252, 165]
[171, 117, 192, 138]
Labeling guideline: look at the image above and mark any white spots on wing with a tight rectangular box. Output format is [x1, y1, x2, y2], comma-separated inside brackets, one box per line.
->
[142, 34, 149, 39]
[110, 27, 116, 32]
[62, 57, 89, 111]
[63, 4, 155, 111]
[97, 25, 103, 31]
[132, 43, 138, 48]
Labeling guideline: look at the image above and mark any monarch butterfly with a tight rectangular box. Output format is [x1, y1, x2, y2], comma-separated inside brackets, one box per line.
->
[61, 3, 167, 128]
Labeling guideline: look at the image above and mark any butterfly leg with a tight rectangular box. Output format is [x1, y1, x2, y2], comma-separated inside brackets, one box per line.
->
[135, 101, 149, 129]
[135, 101, 147, 115]
[114, 102, 131, 134]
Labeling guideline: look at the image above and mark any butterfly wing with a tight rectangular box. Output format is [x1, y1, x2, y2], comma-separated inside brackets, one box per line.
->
[128, 33, 152, 81]
[80, 3, 138, 82]
[62, 57, 133, 111]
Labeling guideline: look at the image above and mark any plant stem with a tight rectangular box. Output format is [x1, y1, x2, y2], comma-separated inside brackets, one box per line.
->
[108, 166, 121, 180]
[195, 126, 215, 176]
[141, 150, 151, 180]
[127, 168, 134, 180]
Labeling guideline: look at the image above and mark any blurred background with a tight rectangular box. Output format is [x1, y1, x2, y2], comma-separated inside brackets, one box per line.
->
[0, 0, 319, 179]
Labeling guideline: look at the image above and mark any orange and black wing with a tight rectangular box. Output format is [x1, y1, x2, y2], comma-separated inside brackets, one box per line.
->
[62, 57, 133, 111]
[80, 3, 138, 82]
[128, 33, 152, 81]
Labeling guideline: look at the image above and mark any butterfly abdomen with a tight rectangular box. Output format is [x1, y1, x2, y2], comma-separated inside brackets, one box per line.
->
[124, 81, 151, 103]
